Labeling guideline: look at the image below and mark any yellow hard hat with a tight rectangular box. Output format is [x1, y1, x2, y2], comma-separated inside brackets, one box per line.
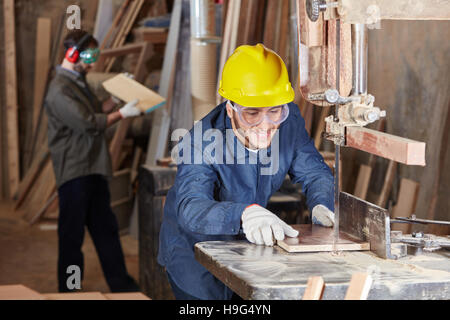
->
[218, 43, 294, 107]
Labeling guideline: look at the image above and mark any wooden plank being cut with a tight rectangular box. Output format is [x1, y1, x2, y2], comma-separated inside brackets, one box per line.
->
[0, 285, 46, 300]
[3, 0, 20, 197]
[346, 126, 426, 166]
[302, 276, 324, 300]
[344, 273, 373, 300]
[102, 73, 166, 113]
[277, 225, 370, 253]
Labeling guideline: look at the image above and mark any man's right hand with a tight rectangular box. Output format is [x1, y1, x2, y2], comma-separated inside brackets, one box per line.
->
[241, 204, 299, 246]
[118, 99, 141, 118]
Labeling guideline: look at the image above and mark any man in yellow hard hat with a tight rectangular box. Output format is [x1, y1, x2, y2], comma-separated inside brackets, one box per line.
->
[158, 44, 335, 300]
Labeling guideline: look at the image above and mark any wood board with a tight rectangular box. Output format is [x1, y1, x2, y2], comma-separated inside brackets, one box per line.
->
[43, 292, 107, 300]
[302, 276, 325, 300]
[344, 273, 373, 300]
[3, 0, 20, 197]
[32, 18, 51, 137]
[0, 285, 46, 300]
[102, 73, 166, 113]
[277, 224, 370, 253]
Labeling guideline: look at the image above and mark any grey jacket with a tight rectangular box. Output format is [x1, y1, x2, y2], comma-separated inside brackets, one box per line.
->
[45, 66, 112, 188]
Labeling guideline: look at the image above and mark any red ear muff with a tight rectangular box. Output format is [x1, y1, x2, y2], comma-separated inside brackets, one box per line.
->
[65, 47, 80, 63]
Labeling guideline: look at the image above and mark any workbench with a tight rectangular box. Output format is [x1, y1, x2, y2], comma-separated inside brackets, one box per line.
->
[195, 240, 450, 300]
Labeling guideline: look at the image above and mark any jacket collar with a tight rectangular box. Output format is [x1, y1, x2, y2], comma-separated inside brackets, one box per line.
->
[55, 65, 87, 86]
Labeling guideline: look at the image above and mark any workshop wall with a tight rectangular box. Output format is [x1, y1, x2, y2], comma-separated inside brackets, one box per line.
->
[366, 20, 450, 229]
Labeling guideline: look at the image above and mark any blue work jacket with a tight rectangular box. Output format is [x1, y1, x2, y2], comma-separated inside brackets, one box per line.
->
[157, 102, 334, 300]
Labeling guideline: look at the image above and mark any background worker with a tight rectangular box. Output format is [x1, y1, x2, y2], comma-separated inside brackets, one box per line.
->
[45, 30, 141, 292]
[158, 44, 335, 300]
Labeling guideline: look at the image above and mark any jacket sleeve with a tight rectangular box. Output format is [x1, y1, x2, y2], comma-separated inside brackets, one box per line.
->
[288, 111, 334, 212]
[173, 160, 248, 236]
[48, 85, 107, 135]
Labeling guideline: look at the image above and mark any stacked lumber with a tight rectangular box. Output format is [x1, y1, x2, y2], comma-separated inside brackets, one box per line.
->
[7, 1, 170, 227]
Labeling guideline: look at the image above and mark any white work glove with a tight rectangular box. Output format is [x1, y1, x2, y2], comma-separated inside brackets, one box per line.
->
[312, 205, 335, 227]
[241, 204, 299, 246]
[119, 99, 141, 118]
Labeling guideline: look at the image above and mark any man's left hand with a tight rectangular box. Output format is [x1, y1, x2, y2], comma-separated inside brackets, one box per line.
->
[312, 205, 335, 227]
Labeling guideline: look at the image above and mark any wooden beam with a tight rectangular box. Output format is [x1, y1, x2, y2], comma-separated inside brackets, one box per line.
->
[346, 127, 426, 166]
[3, 0, 20, 197]
[133, 27, 168, 44]
[99, 0, 132, 50]
[105, 0, 145, 72]
[14, 146, 49, 208]
[302, 276, 324, 300]
[31, 18, 51, 144]
[101, 42, 144, 57]
[145, 0, 182, 165]
[278, 0, 290, 62]
[344, 273, 373, 300]
[263, 0, 278, 49]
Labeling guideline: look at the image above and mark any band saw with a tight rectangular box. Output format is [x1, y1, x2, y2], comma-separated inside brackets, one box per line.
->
[193, 0, 450, 299]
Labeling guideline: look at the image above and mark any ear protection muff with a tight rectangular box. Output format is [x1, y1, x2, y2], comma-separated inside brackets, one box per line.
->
[65, 33, 92, 63]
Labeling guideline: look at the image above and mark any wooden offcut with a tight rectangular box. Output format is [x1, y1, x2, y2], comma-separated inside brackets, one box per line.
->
[344, 273, 373, 300]
[102, 73, 166, 113]
[277, 225, 370, 253]
[346, 126, 426, 166]
[3, 0, 20, 197]
[302, 276, 325, 300]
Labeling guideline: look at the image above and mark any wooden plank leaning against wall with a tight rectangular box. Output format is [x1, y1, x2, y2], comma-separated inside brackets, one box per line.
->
[3, 0, 20, 198]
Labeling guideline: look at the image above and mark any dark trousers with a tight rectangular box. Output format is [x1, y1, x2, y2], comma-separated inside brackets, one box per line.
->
[57, 174, 139, 293]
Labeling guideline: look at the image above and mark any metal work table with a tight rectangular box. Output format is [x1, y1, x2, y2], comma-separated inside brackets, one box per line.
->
[195, 240, 450, 300]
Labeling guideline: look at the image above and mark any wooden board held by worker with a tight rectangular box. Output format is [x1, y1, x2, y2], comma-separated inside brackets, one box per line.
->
[277, 225, 370, 253]
[102, 73, 166, 113]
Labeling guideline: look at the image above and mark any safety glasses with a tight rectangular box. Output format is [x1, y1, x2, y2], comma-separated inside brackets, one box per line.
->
[229, 101, 289, 127]
[79, 48, 100, 64]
